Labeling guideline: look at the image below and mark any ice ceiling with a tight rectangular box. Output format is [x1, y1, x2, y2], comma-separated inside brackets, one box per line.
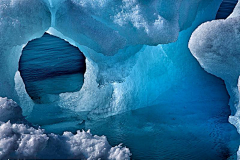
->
[0, 0, 240, 159]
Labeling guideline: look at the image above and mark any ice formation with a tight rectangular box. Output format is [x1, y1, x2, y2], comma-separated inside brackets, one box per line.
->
[0, 0, 224, 117]
[0, 97, 131, 159]
[189, 0, 240, 129]
[55, 0, 224, 118]
[0, 0, 236, 158]
[189, 0, 240, 158]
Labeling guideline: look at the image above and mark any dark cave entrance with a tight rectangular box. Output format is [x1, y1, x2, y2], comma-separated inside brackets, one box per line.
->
[216, 0, 238, 19]
[19, 33, 86, 104]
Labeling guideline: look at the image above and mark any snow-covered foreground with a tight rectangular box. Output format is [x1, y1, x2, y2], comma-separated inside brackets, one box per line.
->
[0, 97, 131, 159]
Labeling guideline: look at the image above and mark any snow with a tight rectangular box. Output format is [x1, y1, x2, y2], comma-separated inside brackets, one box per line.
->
[0, 97, 23, 122]
[0, 97, 131, 159]
[229, 0, 240, 18]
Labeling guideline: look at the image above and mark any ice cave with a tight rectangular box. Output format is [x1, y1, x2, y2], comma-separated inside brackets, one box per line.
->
[0, 0, 240, 159]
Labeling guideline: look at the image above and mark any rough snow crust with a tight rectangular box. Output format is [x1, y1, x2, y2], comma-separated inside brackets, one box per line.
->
[0, 97, 131, 159]
[189, 0, 240, 158]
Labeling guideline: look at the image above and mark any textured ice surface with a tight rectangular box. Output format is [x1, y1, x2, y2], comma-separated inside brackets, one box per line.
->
[55, 0, 225, 119]
[0, 97, 131, 159]
[0, 0, 51, 100]
[1, 0, 237, 158]
[189, 0, 240, 158]
[189, 0, 240, 129]
[0, 0, 225, 118]
[0, 97, 23, 122]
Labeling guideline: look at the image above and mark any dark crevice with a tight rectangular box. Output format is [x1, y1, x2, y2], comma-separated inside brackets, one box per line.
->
[216, 0, 238, 19]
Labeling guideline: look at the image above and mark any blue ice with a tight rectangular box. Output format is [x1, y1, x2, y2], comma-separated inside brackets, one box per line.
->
[19, 33, 86, 103]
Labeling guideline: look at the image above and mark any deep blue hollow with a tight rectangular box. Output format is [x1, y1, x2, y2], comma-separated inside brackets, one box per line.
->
[19, 33, 86, 103]
[216, 0, 238, 19]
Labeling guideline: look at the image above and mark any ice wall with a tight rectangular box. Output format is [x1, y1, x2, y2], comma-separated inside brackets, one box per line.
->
[189, 0, 240, 157]
[0, 0, 51, 102]
[53, 0, 220, 85]
[189, 0, 240, 129]
[48, 0, 222, 118]
[55, 0, 225, 118]
[1, 0, 227, 119]
[0, 0, 232, 158]
[0, 0, 221, 117]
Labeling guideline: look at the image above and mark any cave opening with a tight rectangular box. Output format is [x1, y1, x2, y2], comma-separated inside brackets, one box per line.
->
[19, 33, 86, 104]
[216, 0, 238, 19]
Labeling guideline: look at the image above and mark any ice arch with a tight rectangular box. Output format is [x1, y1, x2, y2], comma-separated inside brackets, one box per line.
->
[0, 0, 225, 118]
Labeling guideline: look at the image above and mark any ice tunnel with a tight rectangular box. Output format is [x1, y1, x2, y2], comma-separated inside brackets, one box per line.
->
[1, 0, 240, 159]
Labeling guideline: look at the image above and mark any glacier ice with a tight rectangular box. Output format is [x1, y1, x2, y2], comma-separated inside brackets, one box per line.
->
[189, 0, 240, 158]
[0, 0, 237, 158]
[0, 0, 224, 118]
[0, 97, 131, 159]
[0, 0, 51, 101]
[53, 0, 222, 85]
[189, 0, 240, 129]
[55, 0, 224, 118]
